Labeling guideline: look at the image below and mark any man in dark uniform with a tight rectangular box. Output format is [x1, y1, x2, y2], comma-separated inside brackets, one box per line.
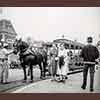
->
[49, 44, 58, 81]
[80, 37, 99, 92]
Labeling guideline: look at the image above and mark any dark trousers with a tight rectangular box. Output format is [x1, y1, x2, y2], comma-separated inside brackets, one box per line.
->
[82, 64, 95, 89]
[53, 61, 57, 76]
[49, 56, 57, 77]
[52, 60, 57, 77]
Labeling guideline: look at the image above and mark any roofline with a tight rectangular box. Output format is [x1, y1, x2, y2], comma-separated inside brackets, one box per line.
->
[0, 31, 17, 35]
[53, 38, 85, 46]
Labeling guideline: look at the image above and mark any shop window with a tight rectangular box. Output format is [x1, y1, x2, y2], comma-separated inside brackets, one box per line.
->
[76, 46, 79, 49]
[65, 43, 69, 49]
[71, 45, 74, 49]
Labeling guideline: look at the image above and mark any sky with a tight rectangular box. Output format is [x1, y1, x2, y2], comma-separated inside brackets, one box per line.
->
[0, 7, 100, 45]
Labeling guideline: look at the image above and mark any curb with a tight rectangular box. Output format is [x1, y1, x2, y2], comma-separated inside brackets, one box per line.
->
[12, 79, 50, 93]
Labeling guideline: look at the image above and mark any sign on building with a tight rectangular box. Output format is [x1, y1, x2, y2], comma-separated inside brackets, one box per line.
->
[6, 39, 14, 43]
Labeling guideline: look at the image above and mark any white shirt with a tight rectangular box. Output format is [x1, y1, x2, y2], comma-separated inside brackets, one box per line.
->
[0, 48, 9, 59]
[58, 48, 67, 57]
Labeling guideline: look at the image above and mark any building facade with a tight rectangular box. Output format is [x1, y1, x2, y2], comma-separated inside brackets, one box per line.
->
[0, 19, 17, 49]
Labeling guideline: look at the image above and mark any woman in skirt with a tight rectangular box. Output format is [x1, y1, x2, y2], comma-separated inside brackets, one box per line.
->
[57, 43, 69, 83]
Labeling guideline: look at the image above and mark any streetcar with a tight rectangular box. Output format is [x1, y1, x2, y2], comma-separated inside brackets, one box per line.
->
[67, 50, 84, 71]
[53, 38, 85, 71]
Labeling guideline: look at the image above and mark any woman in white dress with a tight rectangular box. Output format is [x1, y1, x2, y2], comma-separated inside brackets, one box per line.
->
[57, 43, 69, 82]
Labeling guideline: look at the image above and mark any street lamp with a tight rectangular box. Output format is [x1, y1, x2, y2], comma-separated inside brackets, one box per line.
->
[74, 39, 77, 54]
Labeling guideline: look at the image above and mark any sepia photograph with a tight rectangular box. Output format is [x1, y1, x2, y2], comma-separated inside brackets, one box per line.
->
[0, 7, 100, 93]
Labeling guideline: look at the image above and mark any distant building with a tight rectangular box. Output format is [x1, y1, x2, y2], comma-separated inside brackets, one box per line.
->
[0, 19, 17, 49]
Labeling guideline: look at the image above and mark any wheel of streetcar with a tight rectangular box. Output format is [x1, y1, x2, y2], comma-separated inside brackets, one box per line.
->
[10, 63, 15, 69]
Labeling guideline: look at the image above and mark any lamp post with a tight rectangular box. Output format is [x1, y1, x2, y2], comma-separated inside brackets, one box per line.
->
[74, 39, 77, 54]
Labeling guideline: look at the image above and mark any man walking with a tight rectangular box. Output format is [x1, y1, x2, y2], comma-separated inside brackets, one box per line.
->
[80, 37, 99, 92]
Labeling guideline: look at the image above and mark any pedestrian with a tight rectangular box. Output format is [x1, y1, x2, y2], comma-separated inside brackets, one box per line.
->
[26, 37, 34, 76]
[57, 43, 69, 83]
[80, 37, 99, 92]
[49, 43, 58, 81]
[0, 43, 10, 84]
[47, 48, 52, 76]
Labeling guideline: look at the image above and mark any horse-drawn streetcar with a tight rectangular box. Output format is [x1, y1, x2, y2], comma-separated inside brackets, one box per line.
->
[53, 38, 85, 71]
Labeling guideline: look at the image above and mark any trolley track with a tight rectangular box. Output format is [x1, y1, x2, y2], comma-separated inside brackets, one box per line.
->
[0, 77, 51, 93]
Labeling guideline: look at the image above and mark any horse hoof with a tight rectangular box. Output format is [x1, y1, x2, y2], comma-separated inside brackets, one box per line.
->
[62, 80, 66, 84]
[41, 77, 46, 80]
[30, 80, 34, 83]
[40, 77, 43, 79]
[3, 82, 9, 84]
[23, 79, 27, 83]
[40, 76, 43, 79]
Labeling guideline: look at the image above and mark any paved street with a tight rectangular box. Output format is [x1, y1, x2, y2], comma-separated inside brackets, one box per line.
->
[0, 67, 50, 93]
[12, 67, 100, 93]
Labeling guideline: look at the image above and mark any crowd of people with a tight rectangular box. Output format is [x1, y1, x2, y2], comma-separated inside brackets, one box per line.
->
[48, 43, 70, 83]
[47, 36, 100, 92]
[0, 36, 99, 92]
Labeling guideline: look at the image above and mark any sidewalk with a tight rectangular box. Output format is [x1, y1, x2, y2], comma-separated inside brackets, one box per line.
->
[12, 68, 100, 93]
